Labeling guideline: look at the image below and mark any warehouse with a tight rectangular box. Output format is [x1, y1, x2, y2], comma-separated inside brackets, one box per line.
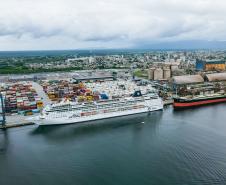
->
[196, 59, 226, 71]
[172, 75, 204, 85]
[205, 73, 226, 82]
[8, 75, 46, 82]
[173, 73, 226, 97]
[172, 75, 205, 95]
[72, 72, 115, 83]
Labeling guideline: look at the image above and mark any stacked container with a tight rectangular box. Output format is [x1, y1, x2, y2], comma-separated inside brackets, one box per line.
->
[40, 80, 94, 102]
[1, 82, 43, 113]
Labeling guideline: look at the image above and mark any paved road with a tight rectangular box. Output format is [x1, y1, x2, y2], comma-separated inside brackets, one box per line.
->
[31, 82, 51, 106]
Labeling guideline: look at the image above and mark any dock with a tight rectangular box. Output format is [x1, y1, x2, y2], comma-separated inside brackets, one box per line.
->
[0, 115, 34, 129]
[0, 122, 34, 129]
[164, 99, 173, 105]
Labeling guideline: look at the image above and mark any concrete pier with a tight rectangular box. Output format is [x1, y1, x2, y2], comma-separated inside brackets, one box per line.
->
[0, 115, 34, 129]
[164, 99, 173, 105]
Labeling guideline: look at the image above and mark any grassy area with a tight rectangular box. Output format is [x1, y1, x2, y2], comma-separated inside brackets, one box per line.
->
[133, 69, 148, 78]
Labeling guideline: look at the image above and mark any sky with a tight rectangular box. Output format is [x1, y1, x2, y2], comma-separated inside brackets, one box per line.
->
[0, 0, 226, 51]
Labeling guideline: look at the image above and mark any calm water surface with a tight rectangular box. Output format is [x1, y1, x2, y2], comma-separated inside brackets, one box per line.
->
[1, 105, 226, 185]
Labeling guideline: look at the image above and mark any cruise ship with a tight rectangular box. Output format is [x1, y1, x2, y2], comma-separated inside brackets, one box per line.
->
[30, 91, 163, 126]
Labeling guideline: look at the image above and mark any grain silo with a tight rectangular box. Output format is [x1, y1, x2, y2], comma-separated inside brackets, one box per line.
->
[154, 68, 163, 80]
[163, 68, 171, 80]
[148, 68, 155, 80]
[171, 64, 179, 71]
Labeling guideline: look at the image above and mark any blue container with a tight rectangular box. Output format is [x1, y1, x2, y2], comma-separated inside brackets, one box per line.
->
[100, 93, 109, 99]
[32, 109, 40, 113]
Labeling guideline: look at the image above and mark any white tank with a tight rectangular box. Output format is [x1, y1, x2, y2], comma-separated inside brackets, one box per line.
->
[163, 68, 171, 80]
[171, 64, 179, 71]
[148, 68, 155, 80]
[154, 68, 163, 80]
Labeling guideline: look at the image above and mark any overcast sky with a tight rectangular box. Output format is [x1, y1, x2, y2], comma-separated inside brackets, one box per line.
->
[0, 0, 225, 51]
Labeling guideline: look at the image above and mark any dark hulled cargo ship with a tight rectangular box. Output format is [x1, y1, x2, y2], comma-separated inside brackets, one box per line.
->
[172, 73, 226, 109]
[173, 94, 226, 108]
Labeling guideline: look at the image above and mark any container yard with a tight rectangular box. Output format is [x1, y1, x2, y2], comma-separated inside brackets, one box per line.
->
[85, 80, 157, 99]
[0, 82, 43, 116]
[39, 79, 157, 103]
[40, 80, 94, 102]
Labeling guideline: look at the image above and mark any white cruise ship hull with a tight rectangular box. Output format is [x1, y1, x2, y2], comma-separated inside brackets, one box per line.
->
[31, 105, 163, 125]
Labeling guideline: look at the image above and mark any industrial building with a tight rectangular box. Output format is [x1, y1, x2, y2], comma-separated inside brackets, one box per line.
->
[6, 75, 46, 82]
[196, 59, 226, 71]
[205, 72, 226, 82]
[72, 72, 115, 83]
[173, 73, 226, 85]
[172, 75, 204, 85]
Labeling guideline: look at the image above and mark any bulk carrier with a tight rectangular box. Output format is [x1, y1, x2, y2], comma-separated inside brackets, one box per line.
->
[172, 73, 226, 109]
[30, 91, 163, 126]
[173, 93, 226, 108]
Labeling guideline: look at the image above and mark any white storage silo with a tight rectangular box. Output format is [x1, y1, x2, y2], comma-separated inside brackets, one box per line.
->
[163, 68, 171, 80]
[148, 68, 155, 80]
[154, 68, 163, 80]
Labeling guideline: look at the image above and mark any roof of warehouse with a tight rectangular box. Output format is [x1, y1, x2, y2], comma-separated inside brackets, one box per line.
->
[205, 73, 226, 82]
[73, 74, 114, 80]
[173, 75, 204, 85]
[206, 60, 225, 64]
[196, 59, 225, 64]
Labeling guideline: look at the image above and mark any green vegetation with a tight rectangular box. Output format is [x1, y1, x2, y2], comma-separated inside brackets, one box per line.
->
[0, 55, 128, 74]
[133, 69, 148, 78]
[0, 66, 29, 74]
[0, 66, 83, 74]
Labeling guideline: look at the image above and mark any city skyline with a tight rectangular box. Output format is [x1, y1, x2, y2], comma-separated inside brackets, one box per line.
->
[0, 0, 226, 51]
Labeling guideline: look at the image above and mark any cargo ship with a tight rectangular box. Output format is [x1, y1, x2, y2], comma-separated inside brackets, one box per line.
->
[29, 91, 163, 126]
[173, 93, 226, 108]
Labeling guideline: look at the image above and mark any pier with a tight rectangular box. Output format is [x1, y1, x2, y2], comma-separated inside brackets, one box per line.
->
[0, 115, 34, 129]
[163, 99, 173, 105]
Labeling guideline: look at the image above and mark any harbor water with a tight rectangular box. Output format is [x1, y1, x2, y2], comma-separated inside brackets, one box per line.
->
[1, 105, 226, 185]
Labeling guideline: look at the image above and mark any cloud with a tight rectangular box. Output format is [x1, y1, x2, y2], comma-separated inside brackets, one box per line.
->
[0, 0, 226, 50]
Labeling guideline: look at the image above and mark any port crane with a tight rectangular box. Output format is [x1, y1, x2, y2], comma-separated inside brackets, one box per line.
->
[0, 92, 6, 126]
